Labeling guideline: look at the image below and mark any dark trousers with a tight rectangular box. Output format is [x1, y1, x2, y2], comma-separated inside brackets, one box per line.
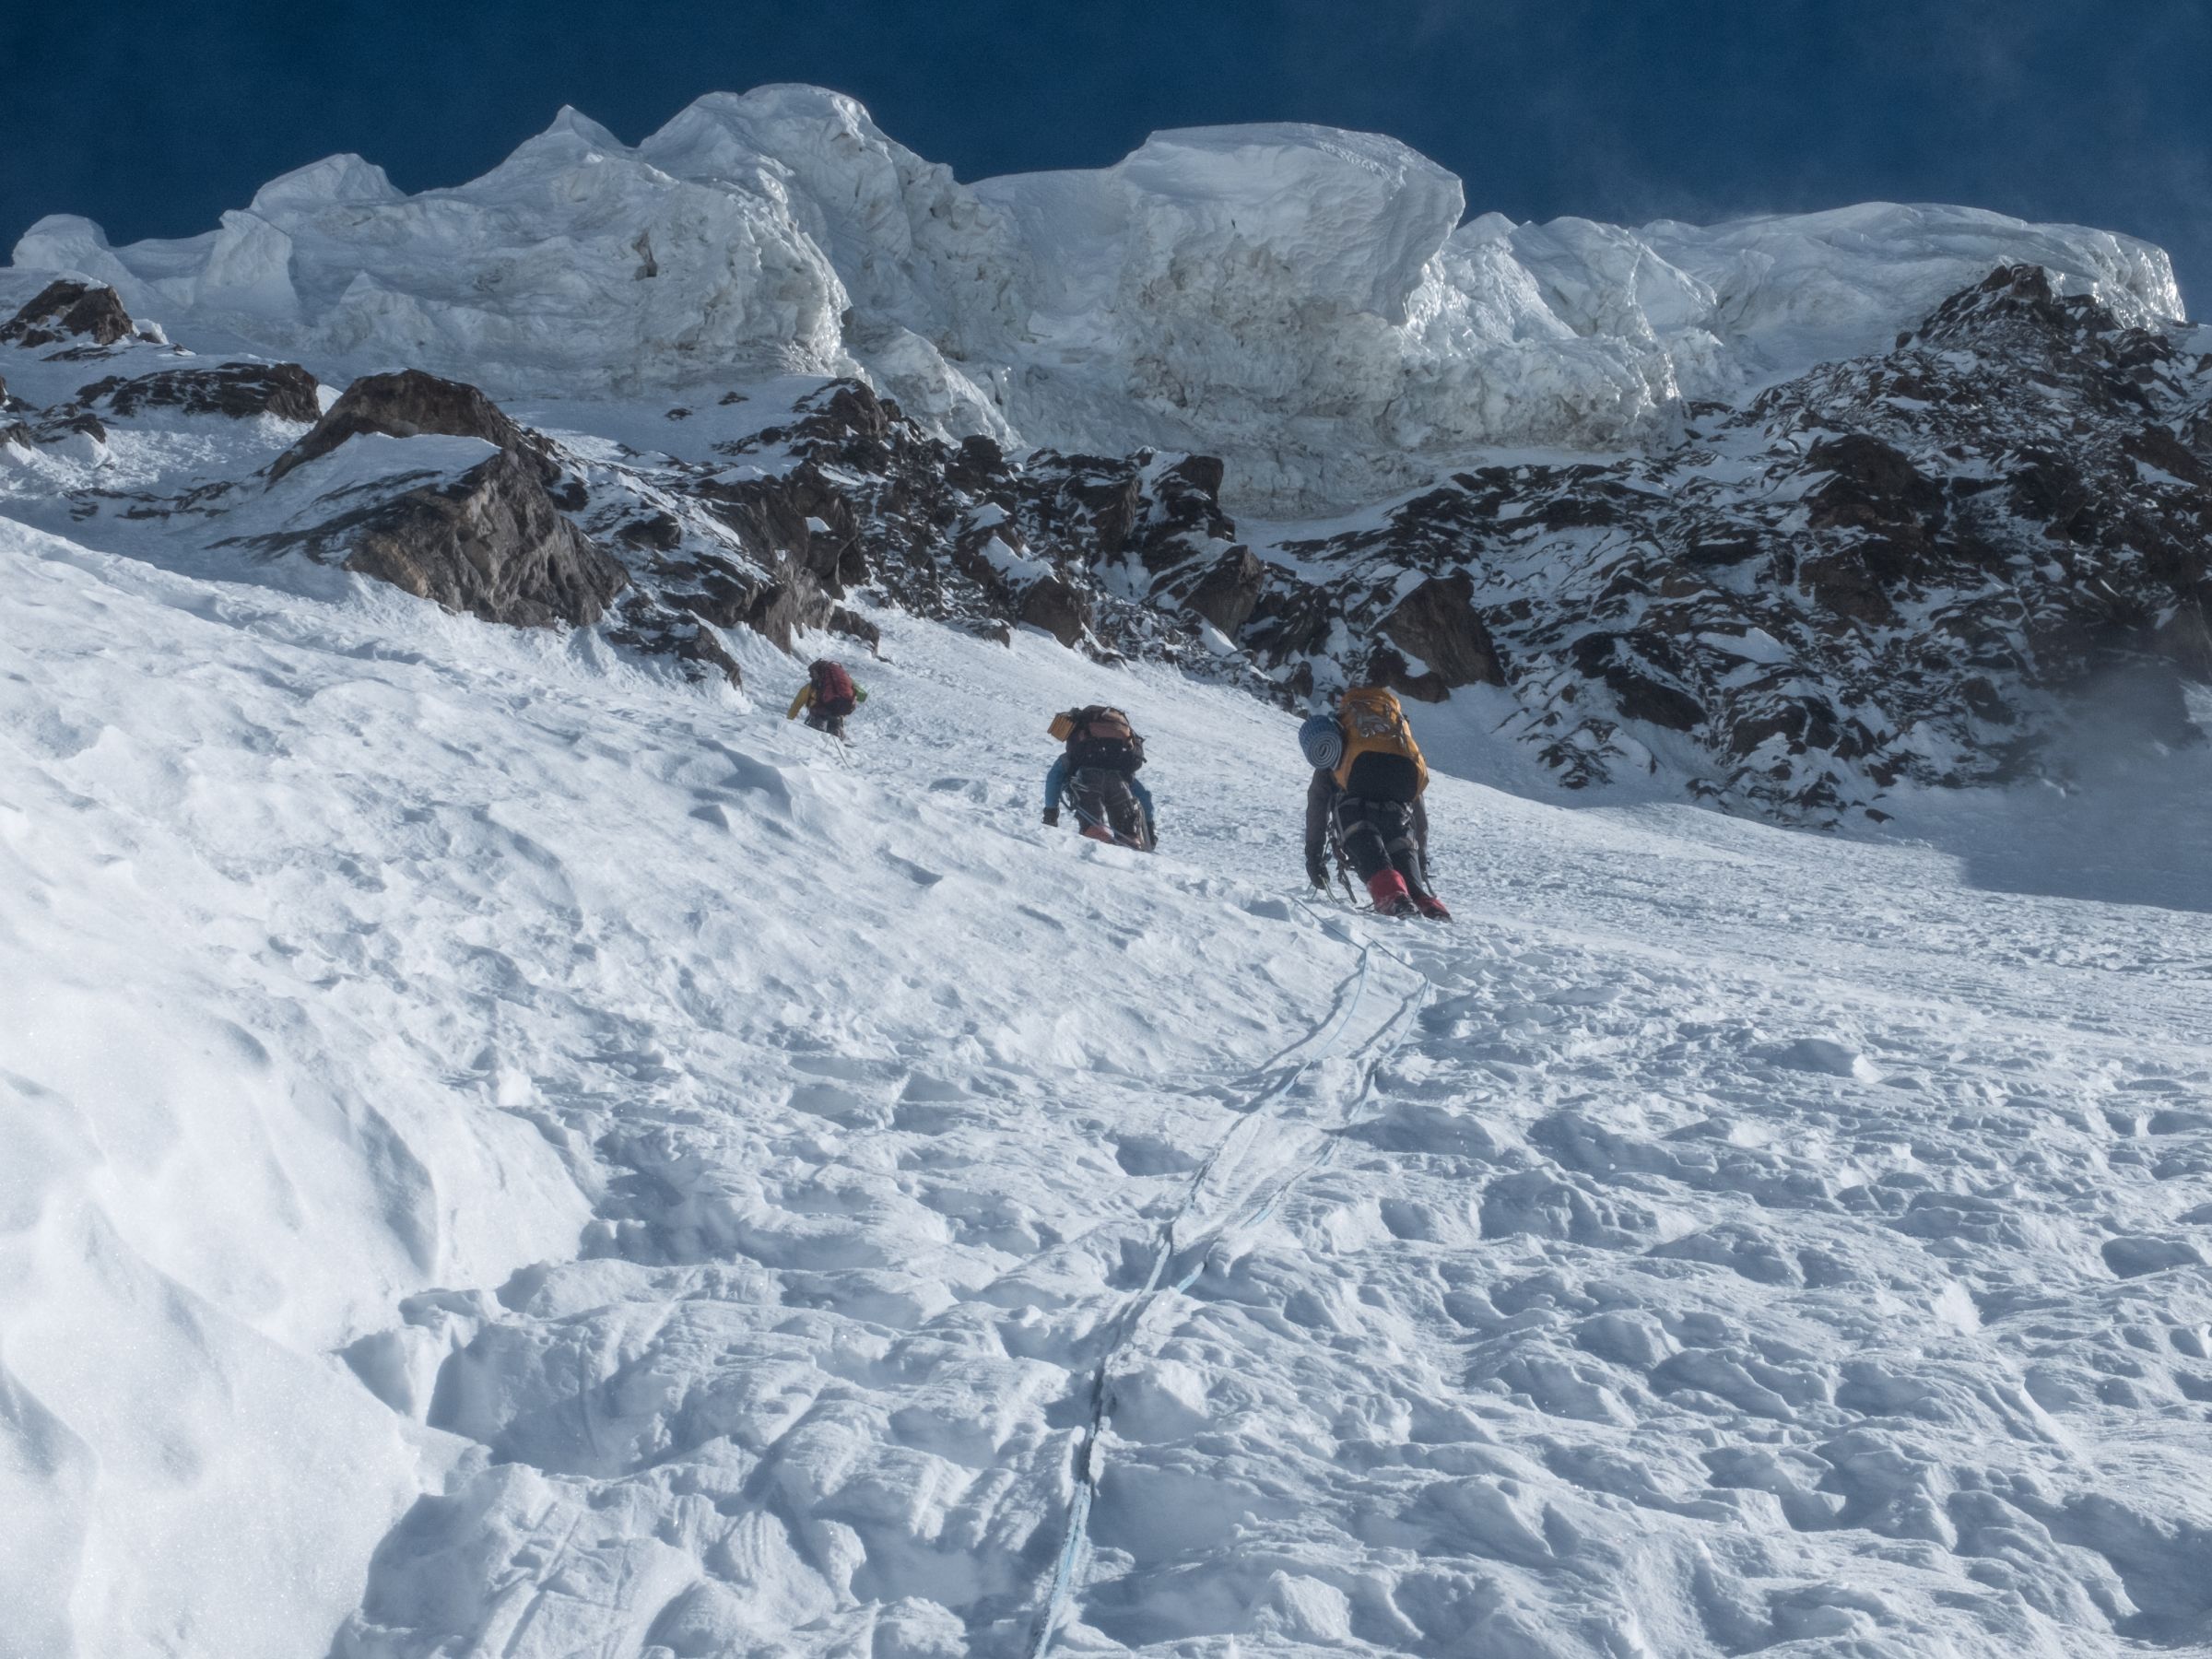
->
[1070, 768, 1149, 849]
[805, 708, 847, 738]
[1334, 796, 1429, 894]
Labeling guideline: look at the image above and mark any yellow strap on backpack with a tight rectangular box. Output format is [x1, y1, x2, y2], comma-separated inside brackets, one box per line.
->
[1333, 687, 1429, 794]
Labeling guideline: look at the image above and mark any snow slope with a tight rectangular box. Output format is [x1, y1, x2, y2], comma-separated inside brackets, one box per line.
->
[5, 508, 2211, 1655]
[8, 85, 2183, 507]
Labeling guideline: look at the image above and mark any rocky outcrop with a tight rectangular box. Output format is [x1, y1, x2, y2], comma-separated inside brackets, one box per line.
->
[522, 283, 2206, 815]
[1257, 263, 2212, 818]
[332, 446, 627, 628]
[15, 260, 2206, 818]
[269, 370, 532, 482]
[1378, 573, 1502, 700]
[645, 380, 1268, 674]
[1180, 547, 1265, 639]
[1, 279, 134, 349]
[258, 371, 627, 629]
[80, 363, 321, 422]
[1018, 575, 1091, 647]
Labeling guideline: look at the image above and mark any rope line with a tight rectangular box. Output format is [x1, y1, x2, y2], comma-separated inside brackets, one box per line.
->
[1029, 900, 1430, 1655]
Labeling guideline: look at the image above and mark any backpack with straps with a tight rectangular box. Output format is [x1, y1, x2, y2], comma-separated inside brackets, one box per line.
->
[1050, 704, 1146, 773]
[1333, 687, 1427, 795]
[810, 659, 858, 717]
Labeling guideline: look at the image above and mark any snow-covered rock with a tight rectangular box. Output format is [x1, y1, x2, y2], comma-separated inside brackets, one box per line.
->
[6, 254, 2208, 823]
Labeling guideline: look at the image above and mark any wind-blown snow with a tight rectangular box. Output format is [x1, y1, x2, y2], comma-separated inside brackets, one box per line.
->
[8, 84, 2183, 508]
[6, 500, 2211, 1654]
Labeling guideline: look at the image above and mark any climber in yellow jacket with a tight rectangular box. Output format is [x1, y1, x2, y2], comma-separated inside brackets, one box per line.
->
[1300, 686, 1448, 919]
[786, 658, 866, 738]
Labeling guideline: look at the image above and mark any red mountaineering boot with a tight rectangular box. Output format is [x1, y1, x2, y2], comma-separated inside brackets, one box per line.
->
[1365, 869, 1418, 917]
[1413, 891, 1452, 921]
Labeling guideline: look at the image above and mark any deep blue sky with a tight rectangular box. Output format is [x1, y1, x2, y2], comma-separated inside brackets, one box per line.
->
[6, 0, 2207, 312]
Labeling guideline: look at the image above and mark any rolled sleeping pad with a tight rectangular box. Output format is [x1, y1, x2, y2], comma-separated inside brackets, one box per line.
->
[1299, 712, 1344, 771]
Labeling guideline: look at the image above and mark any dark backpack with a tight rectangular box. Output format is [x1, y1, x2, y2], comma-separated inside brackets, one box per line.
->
[1054, 704, 1145, 774]
[810, 659, 857, 717]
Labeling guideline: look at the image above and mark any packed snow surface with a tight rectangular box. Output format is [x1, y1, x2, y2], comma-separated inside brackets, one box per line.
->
[5, 504, 2211, 1655]
[8, 84, 2183, 507]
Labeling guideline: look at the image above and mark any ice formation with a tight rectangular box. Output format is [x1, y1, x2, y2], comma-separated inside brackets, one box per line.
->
[10, 84, 2182, 508]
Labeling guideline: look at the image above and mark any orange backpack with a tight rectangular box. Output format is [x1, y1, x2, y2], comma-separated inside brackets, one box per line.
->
[1334, 687, 1428, 794]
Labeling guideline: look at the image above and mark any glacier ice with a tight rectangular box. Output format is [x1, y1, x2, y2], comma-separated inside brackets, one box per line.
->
[7, 83, 2186, 512]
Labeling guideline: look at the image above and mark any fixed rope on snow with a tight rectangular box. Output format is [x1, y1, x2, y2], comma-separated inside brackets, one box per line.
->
[1028, 906, 1430, 1656]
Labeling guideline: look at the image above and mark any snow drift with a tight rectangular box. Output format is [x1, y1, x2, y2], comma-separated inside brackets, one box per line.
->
[6, 508, 2212, 1657]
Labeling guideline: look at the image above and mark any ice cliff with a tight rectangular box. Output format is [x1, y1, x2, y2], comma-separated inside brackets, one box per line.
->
[10, 84, 2182, 510]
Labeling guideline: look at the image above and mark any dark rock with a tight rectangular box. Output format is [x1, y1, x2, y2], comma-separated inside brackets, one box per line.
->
[218, 371, 623, 629]
[269, 369, 531, 483]
[828, 606, 882, 653]
[1727, 696, 1847, 759]
[695, 466, 864, 594]
[1018, 574, 1090, 647]
[1364, 644, 1449, 703]
[78, 362, 321, 423]
[1039, 463, 1141, 559]
[1570, 632, 1706, 732]
[619, 512, 684, 552]
[2006, 449, 2098, 542]
[1957, 677, 2014, 724]
[240, 367, 624, 628]
[1804, 434, 1945, 535]
[1181, 546, 1265, 638]
[335, 447, 627, 628]
[2123, 425, 2211, 488]
[1680, 537, 1761, 570]
[1165, 453, 1224, 498]
[7, 408, 110, 448]
[1129, 454, 1238, 575]
[1381, 572, 1503, 688]
[602, 598, 743, 689]
[1796, 551, 1896, 627]
[945, 434, 1008, 495]
[1242, 577, 1345, 675]
[744, 558, 837, 653]
[670, 622, 743, 688]
[1, 279, 134, 349]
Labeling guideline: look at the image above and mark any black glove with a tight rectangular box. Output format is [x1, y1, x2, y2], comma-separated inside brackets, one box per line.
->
[1042, 807, 1059, 828]
[1308, 864, 1330, 890]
